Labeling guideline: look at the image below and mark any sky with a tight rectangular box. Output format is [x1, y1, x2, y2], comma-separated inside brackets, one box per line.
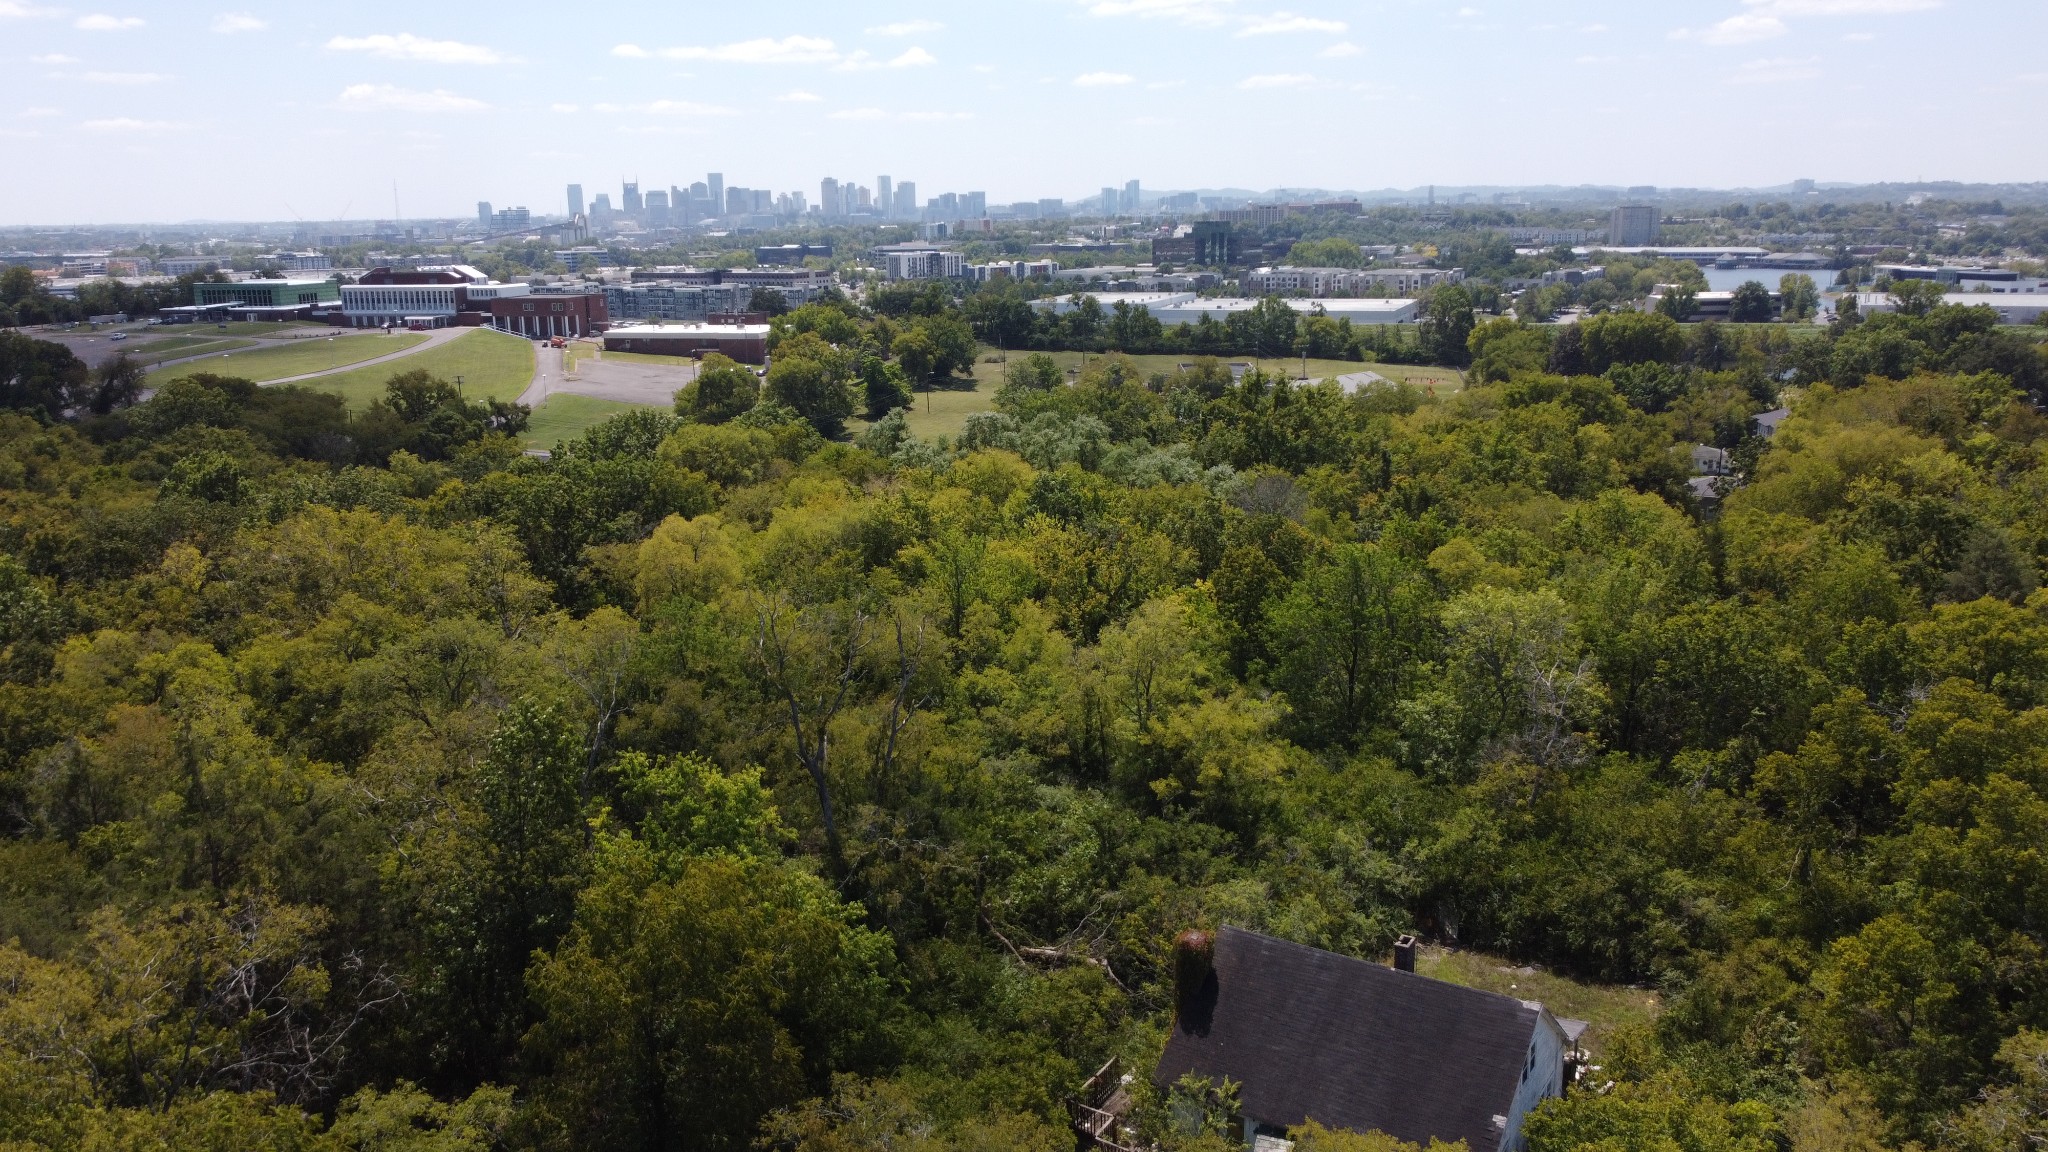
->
[0, 0, 2042, 224]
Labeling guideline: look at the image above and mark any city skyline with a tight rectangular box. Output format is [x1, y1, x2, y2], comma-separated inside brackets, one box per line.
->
[1, 0, 2044, 224]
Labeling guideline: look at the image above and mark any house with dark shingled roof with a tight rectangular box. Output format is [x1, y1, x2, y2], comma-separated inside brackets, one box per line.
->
[1151, 927, 1580, 1152]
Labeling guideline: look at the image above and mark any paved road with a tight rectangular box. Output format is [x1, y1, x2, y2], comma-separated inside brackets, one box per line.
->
[519, 346, 696, 409]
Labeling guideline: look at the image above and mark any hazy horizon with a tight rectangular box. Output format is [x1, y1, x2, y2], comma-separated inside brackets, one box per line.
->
[2, 0, 2043, 225]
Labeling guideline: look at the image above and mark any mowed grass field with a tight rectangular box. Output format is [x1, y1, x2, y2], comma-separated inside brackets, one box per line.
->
[304, 329, 535, 410]
[128, 336, 256, 365]
[859, 346, 1467, 442]
[149, 332, 428, 385]
[524, 394, 643, 449]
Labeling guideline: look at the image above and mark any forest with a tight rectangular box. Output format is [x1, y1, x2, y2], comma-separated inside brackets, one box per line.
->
[3, 286, 2048, 1152]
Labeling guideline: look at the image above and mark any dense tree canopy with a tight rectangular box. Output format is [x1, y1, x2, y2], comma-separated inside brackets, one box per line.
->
[0, 283, 2046, 1152]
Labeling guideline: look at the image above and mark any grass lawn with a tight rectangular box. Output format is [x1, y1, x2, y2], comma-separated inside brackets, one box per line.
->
[304, 329, 535, 410]
[129, 337, 255, 365]
[1415, 946, 1660, 1058]
[524, 394, 646, 449]
[970, 348, 1465, 395]
[149, 332, 428, 385]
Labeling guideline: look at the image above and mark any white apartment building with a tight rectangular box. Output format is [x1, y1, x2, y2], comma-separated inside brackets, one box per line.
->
[885, 249, 964, 281]
[1243, 266, 1464, 296]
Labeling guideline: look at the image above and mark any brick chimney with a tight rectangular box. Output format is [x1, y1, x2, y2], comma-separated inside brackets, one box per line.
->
[1393, 934, 1417, 973]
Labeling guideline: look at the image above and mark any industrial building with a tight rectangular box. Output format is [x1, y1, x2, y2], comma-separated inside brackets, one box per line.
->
[1033, 293, 1418, 326]
[602, 322, 770, 363]
[1243, 266, 1464, 296]
[1854, 292, 2048, 325]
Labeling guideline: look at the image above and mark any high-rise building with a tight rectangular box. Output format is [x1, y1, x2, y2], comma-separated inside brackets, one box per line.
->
[1123, 179, 1140, 212]
[645, 190, 670, 228]
[622, 181, 642, 217]
[877, 175, 893, 218]
[894, 181, 916, 219]
[1101, 187, 1118, 216]
[727, 186, 749, 216]
[477, 201, 493, 228]
[1038, 198, 1065, 218]
[592, 192, 613, 222]
[707, 173, 724, 216]
[1609, 204, 1659, 246]
[820, 177, 840, 217]
[963, 191, 986, 218]
[928, 191, 958, 220]
[567, 184, 584, 217]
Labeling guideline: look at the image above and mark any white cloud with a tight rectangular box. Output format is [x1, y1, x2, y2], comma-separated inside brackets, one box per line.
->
[867, 19, 942, 35]
[1237, 11, 1345, 36]
[29, 52, 77, 63]
[550, 102, 578, 112]
[327, 33, 509, 64]
[1083, 0, 1236, 27]
[643, 99, 734, 115]
[1746, 0, 1936, 13]
[75, 13, 144, 30]
[1073, 71, 1135, 86]
[1456, 6, 1479, 16]
[0, 2, 63, 17]
[611, 43, 649, 58]
[1726, 55, 1822, 83]
[778, 88, 822, 101]
[1317, 40, 1360, 57]
[211, 12, 264, 33]
[1237, 72, 1314, 88]
[828, 106, 887, 120]
[1674, 13, 1786, 44]
[82, 117, 182, 131]
[655, 35, 840, 64]
[890, 46, 936, 66]
[82, 70, 168, 83]
[336, 83, 488, 112]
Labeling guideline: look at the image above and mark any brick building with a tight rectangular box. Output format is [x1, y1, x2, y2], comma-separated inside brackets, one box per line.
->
[489, 290, 607, 338]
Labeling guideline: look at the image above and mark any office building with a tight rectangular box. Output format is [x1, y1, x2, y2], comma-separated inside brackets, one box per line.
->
[159, 256, 220, 277]
[1854, 291, 2048, 325]
[194, 277, 341, 312]
[1123, 180, 1140, 212]
[894, 181, 916, 219]
[820, 177, 841, 217]
[622, 181, 642, 217]
[1038, 198, 1066, 218]
[492, 206, 531, 231]
[644, 190, 670, 229]
[755, 243, 834, 265]
[963, 191, 986, 218]
[1609, 204, 1659, 247]
[877, 175, 893, 218]
[567, 184, 584, 217]
[1101, 187, 1118, 215]
[476, 201, 492, 228]
[591, 193, 613, 223]
[340, 267, 500, 328]
[1152, 221, 1236, 265]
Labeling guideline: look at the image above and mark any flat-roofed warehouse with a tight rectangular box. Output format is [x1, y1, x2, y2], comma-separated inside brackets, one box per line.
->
[601, 322, 770, 364]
